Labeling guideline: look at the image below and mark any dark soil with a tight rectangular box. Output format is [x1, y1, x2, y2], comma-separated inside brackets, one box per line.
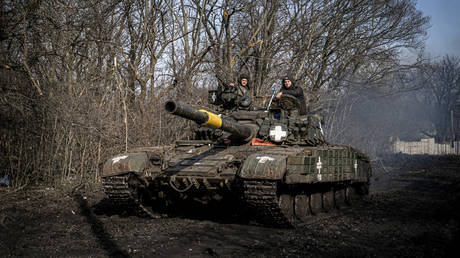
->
[1, 155, 459, 257]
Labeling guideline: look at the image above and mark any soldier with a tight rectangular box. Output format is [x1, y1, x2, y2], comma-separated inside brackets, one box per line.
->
[234, 74, 252, 108]
[232, 74, 250, 97]
[276, 75, 307, 115]
[217, 74, 252, 109]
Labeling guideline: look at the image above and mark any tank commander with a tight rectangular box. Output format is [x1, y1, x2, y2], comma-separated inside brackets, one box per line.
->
[276, 75, 307, 116]
[215, 74, 252, 110]
[231, 74, 250, 97]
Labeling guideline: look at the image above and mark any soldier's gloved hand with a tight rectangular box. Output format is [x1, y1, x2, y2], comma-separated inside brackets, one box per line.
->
[276, 92, 282, 99]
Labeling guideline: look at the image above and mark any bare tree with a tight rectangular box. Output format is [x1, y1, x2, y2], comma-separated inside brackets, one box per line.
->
[279, 0, 429, 112]
[232, 0, 284, 96]
[418, 55, 460, 141]
[0, 0, 431, 187]
[194, 0, 282, 92]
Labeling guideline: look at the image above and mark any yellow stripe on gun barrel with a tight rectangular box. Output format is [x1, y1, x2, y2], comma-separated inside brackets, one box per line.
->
[199, 109, 222, 128]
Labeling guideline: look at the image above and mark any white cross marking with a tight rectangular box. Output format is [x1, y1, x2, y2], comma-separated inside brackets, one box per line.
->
[211, 92, 217, 102]
[269, 125, 287, 142]
[316, 156, 322, 181]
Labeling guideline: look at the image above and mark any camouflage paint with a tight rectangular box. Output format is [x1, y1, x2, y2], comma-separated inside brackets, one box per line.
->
[102, 152, 149, 177]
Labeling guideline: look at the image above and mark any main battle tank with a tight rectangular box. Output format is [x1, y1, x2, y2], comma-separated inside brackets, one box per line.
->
[101, 88, 371, 227]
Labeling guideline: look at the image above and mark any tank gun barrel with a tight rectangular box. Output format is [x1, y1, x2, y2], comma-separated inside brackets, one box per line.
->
[165, 100, 254, 140]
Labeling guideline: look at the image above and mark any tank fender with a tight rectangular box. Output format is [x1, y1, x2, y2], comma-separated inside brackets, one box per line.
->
[102, 152, 148, 177]
[238, 153, 287, 180]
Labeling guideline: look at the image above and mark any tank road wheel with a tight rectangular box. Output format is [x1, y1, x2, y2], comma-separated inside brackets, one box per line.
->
[242, 180, 300, 227]
[355, 183, 370, 195]
[322, 190, 334, 212]
[127, 174, 161, 218]
[294, 194, 311, 221]
[334, 188, 347, 209]
[345, 186, 356, 205]
[309, 193, 322, 215]
[278, 194, 295, 223]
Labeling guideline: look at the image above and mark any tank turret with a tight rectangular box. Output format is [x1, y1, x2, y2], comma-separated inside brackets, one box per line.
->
[165, 95, 325, 146]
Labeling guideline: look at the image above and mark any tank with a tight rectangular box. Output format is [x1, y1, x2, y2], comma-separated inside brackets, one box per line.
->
[101, 88, 371, 227]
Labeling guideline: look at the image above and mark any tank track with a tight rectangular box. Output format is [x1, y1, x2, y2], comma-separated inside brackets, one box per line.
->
[242, 180, 293, 227]
[101, 174, 159, 218]
[242, 179, 366, 228]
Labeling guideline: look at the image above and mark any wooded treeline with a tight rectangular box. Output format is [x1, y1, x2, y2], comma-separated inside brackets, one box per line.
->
[0, 0, 441, 187]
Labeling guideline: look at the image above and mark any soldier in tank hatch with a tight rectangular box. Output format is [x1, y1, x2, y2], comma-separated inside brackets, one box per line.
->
[219, 74, 250, 97]
[216, 73, 252, 110]
[276, 75, 307, 116]
[233, 74, 250, 97]
[234, 74, 252, 108]
[228, 74, 252, 108]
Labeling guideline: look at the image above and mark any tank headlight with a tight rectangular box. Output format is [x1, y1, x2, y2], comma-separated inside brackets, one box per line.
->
[269, 125, 288, 142]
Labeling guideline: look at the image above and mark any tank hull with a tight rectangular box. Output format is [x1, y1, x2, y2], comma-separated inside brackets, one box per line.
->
[102, 143, 370, 227]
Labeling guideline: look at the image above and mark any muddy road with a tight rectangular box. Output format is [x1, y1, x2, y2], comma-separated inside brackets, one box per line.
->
[1, 155, 459, 257]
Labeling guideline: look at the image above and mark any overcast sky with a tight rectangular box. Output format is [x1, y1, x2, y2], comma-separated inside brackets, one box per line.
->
[417, 0, 460, 58]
